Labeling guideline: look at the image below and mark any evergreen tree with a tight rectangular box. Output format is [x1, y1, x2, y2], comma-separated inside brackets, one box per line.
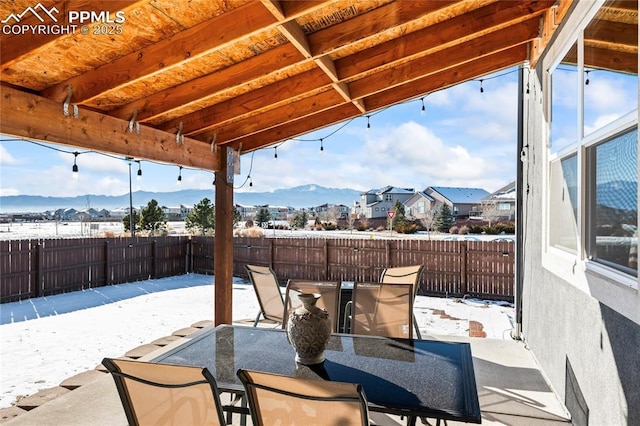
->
[185, 198, 215, 236]
[293, 210, 308, 229]
[255, 208, 270, 227]
[140, 199, 166, 234]
[122, 210, 141, 234]
[433, 203, 455, 233]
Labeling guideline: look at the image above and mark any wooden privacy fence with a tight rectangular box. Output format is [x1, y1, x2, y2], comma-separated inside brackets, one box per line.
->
[199, 237, 515, 301]
[1, 237, 189, 303]
[1, 236, 514, 303]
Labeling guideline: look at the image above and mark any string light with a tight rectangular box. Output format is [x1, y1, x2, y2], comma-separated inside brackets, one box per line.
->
[72, 152, 79, 179]
[366, 115, 371, 129]
[274, 146, 278, 159]
[585, 70, 590, 85]
[420, 97, 426, 115]
[320, 138, 324, 152]
[248, 175, 253, 187]
[136, 160, 142, 180]
[479, 79, 484, 93]
[177, 166, 183, 183]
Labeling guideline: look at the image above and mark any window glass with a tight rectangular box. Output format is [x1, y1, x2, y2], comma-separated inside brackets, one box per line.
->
[583, 0, 638, 136]
[587, 128, 638, 276]
[549, 154, 579, 253]
[551, 41, 579, 153]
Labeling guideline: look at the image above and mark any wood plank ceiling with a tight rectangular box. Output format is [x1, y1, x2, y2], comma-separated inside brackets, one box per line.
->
[1, 0, 570, 173]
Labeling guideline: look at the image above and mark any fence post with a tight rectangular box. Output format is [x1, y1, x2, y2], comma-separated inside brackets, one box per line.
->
[185, 237, 192, 274]
[152, 239, 158, 278]
[460, 241, 468, 296]
[269, 239, 275, 269]
[323, 240, 329, 280]
[35, 242, 43, 298]
[104, 240, 110, 286]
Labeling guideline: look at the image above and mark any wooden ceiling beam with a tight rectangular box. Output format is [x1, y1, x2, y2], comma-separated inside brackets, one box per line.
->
[161, 12, 540, 138]
[273, 14, 366, 113]
[0, 85, 219, 171]
[198, 89, 345, 143]
[308, 0, 459, 57]
[109, 44, 306, 123]
[349, 18, 539, 100]
[229, 103, 360, 152]
[584, 45, 637, 74]
[39, 1, 280, 104]
[336, 0, 554, 79]
[365, 45, 528, 111]
[231, 45, 528, 154]
[158, 68, 332, 135]
[0, 1, 141, 67]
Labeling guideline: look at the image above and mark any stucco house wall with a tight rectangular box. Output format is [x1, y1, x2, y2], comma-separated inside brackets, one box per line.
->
[522, 2, 639, 424]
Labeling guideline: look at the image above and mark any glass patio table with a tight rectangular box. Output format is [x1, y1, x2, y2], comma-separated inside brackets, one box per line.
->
[152, 324, 481, 424]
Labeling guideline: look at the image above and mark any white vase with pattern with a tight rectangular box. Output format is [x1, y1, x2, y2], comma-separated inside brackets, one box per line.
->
[286, 293, 331, 365]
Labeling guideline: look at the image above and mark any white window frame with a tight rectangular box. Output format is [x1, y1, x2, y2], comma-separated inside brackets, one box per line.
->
[542, 0, 638, 294]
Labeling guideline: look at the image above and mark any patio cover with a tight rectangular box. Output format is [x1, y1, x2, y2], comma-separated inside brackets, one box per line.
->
[0, 0, 574, 324]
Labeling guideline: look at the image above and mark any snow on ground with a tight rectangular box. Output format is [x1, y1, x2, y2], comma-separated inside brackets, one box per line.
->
[0, 274, 514, 409]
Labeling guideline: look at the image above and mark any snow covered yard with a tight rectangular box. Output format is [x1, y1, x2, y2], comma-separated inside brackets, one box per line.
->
[0, 273, 514, 409]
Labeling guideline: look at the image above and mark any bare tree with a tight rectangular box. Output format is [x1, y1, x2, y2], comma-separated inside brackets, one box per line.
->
[326, 205, 341, 224]
[346, 212, 357, 233]
[420, 209, 437, 239]
[480, 201, 502, 227]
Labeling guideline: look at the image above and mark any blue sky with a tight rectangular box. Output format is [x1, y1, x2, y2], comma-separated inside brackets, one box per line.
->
[2, 68, 522, 198]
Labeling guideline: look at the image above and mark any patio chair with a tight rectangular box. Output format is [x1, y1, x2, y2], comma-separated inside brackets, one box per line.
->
[349, 281, 414, 339]
[380, 265, 425, 338]
[102, 357, 226, 426]
[283, 280, 342, 333]
[245, 264, 285, 327]
[237, 369, 370, 426]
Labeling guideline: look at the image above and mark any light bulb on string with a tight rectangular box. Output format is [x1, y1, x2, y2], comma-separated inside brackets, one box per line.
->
[479, 79, 484, 93]
[320, 138, 324, 153]
[72, 152, 79, 179]
[585, 70, 590, 85]
[177, 166, 183, 184]
[248, 175, 253, 187]
[366, 115, 371, 131]
[274, 146, 278, 159]
[136, 161, 142, 180]
[420, 97, 426, 116]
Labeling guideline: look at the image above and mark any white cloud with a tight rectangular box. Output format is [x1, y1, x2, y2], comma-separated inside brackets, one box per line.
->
[0, 145, 18, 165]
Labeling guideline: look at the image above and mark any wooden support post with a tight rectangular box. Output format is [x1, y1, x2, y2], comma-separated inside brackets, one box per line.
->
[214, 148, 234, 325]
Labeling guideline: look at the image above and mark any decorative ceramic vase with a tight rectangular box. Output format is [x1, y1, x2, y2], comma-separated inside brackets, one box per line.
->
[286, 293, 331, 365]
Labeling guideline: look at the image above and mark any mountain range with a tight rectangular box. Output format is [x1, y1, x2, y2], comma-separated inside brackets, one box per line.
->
[0, 184, 362, 213]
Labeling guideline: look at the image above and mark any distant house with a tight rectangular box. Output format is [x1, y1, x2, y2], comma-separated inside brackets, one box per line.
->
[236, 204, 257, 220]
[359, 186, 415, 219]
[481, 181, 516, 221]
[424, 186, 490, 218]
[110, 207, 138, 219]
[163, 205, 192, 221]
[313, 203, 349, 221]
[404, 191, 437, 222]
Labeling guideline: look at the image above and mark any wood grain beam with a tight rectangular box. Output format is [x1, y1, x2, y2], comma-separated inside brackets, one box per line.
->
[229, 103, 360, 152]
[307, 0, 459, 57]
[349, 18, 539, 99]
[365, 45, 528, 111]
[0, 85, 219, 170]
[336, 0, 555, 79]
[109, 44, 306, 123]
[0, 1, 141, 67]
[198, 89, 345, 143]
[39, 1, 279, 104]
[158, 68, 332, 135]
[231, 45, 527, 153]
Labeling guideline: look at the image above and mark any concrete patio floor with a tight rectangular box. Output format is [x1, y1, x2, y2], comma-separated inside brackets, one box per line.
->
[1, 319, 571, 426]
